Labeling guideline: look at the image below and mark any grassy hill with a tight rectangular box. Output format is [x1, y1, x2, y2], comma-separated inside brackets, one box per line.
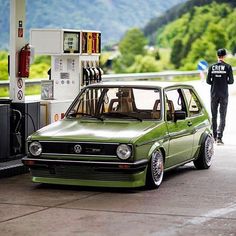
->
[143, 0, 236, 44]
[143, 0, 236, 69]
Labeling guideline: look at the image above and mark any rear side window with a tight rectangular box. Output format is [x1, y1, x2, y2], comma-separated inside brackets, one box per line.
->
[165, 89, 187, 121]
[183, 89, 202, 116]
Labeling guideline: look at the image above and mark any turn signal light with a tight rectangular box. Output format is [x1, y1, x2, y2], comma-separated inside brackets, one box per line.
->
[24, 160, 35, 166]
[118, 164, 130, 169]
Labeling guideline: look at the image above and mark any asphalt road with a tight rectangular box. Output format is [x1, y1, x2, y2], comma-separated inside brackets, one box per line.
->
[0, 82, 235, 236]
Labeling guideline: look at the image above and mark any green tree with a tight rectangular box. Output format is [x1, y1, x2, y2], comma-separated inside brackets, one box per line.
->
[154, 2, 235, 68]
[149, 48, 161, 60]
[0, 51, 8, 60]
[29, 55, 51, 79]
[127, 55, 162, 73]
[183, 38, 216, 69]
[204, 23, 227, 50]
[170, 39, 184, 68]
[33, 55, 51, 65]
[228, 39, 236, 55]
[0, 51, 8, 80]
[29, 63, 50, 79]
[118, 28, 147, 69]
[156, 13, 191, 48]
[226, 14, 236, 54]
[0, 60, 8, 80]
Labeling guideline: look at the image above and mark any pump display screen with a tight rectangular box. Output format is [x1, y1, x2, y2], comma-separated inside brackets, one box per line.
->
[63, 32, 80, 53]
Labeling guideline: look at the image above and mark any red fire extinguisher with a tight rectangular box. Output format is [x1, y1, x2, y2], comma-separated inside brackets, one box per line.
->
[18, 44, 31, 78]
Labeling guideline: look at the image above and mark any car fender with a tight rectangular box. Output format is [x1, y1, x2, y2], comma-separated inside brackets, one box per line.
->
[199, 128, 212, 145]
[193, 128, 212, 160]
[147, 140, 166, 163]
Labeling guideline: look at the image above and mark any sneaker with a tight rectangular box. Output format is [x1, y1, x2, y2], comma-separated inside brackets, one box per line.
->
[216, 138, 224, 145]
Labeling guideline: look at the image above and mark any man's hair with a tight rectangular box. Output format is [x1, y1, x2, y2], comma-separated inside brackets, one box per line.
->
[217, 48, 227, 57]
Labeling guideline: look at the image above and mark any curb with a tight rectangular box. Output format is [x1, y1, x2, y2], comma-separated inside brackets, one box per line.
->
[0, 159, 29, 178]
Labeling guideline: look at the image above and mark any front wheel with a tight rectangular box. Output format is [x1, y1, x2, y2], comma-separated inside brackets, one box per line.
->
[146, 150, 164, 189]
[194, 135, 214, 169]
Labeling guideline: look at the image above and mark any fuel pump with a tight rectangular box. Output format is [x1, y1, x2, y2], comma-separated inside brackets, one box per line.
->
[10, 109, 22, 155]
[30, 29, 102, 127]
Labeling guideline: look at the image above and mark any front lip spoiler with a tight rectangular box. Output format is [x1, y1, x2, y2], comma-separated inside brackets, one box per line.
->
[22, 157, 148, 173]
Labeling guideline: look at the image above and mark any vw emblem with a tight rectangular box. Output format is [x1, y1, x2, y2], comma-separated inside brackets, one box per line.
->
[74, 144, 82, 154]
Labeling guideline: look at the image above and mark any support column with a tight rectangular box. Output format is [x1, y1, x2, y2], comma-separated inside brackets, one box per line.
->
[9, 0, 26, 102]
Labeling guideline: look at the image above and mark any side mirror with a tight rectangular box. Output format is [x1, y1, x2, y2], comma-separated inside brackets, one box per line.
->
[67, 110, 77, 117]
[174, 111, 186, 122]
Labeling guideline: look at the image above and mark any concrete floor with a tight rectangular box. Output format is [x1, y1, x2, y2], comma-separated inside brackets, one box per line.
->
[0, 82, 235, 236]
[0, 144, 235, 236]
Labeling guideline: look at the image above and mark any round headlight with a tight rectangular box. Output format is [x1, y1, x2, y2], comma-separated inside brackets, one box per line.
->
[29, 141, 42, 156]
[116, 144, 132, 160]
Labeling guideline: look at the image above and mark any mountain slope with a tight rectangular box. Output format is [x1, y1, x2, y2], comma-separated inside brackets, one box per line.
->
[0, 0, 187, 49]
[143, 0, 236, 69]
[143, 0, 236, 44]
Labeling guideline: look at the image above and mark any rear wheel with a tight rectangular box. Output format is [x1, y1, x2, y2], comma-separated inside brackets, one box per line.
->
[146, 150, 164, 189]
[194, 135, 214, 169]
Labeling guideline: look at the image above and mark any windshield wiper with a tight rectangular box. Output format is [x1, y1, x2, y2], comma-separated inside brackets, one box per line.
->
[68, 112, 104, 121]
[103, 112, 142, 122]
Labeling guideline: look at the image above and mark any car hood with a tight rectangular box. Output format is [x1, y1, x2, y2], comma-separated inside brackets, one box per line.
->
[29, 119, 161, 143]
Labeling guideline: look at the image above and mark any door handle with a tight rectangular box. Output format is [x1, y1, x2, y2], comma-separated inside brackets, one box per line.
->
[187, 121, 192, 127]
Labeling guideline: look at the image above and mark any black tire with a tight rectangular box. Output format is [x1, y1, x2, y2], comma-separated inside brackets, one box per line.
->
[194, 135, 214, 169]
[146, 150, 164, 189]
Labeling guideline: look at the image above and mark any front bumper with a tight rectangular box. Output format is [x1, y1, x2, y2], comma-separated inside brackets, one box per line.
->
[22, 157, 148, 188]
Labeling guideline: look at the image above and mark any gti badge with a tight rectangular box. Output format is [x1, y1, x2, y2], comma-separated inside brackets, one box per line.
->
[74, 144, 82, 154]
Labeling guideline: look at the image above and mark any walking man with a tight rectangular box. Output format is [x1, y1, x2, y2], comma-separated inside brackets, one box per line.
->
[206, 48, 234, 145]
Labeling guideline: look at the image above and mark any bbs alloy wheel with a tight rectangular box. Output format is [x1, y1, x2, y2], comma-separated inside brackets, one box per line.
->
[194, 135, 214, 169]
[204, 136, 214, 166]
[146, 150, 164, 189]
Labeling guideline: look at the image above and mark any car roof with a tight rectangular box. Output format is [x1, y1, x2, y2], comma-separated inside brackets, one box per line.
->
[86, 81, 194, 90]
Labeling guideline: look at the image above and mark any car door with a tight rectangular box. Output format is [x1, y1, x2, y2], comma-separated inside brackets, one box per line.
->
[164, 88, 194, 168]
[182, 87, 209, 157]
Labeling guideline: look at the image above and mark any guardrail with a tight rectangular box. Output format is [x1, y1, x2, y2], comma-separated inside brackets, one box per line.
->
[0, 68, 235, 88]
[102, 70, 201, 81]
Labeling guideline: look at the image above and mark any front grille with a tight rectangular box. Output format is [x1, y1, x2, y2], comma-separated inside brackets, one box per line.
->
[39, 142, 120, 156]
[28, 141, 133, 157]
[31, 166, 134, 181]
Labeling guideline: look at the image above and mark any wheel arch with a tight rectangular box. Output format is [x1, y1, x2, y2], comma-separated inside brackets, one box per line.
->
[194, 128, 213, 160]
[147, 141, 166, 164]
[193, 130, 214, 169]
[199, 128, 212, 144]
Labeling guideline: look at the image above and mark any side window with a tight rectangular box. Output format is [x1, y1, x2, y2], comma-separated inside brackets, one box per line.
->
[165, 89, 186, 121]
[183, 89, 202, 116]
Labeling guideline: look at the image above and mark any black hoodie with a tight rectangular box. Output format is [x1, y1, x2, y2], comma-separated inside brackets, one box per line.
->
[206, 60, 234, 98]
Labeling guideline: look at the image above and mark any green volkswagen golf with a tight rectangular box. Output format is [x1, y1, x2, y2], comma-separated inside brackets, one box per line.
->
[22, 81, 214, 189]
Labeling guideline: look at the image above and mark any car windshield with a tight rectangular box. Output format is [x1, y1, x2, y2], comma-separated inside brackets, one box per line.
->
[66, 86, 162, 120]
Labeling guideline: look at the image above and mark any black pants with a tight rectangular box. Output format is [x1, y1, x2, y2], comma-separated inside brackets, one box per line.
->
[211, 96, 228, 139]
